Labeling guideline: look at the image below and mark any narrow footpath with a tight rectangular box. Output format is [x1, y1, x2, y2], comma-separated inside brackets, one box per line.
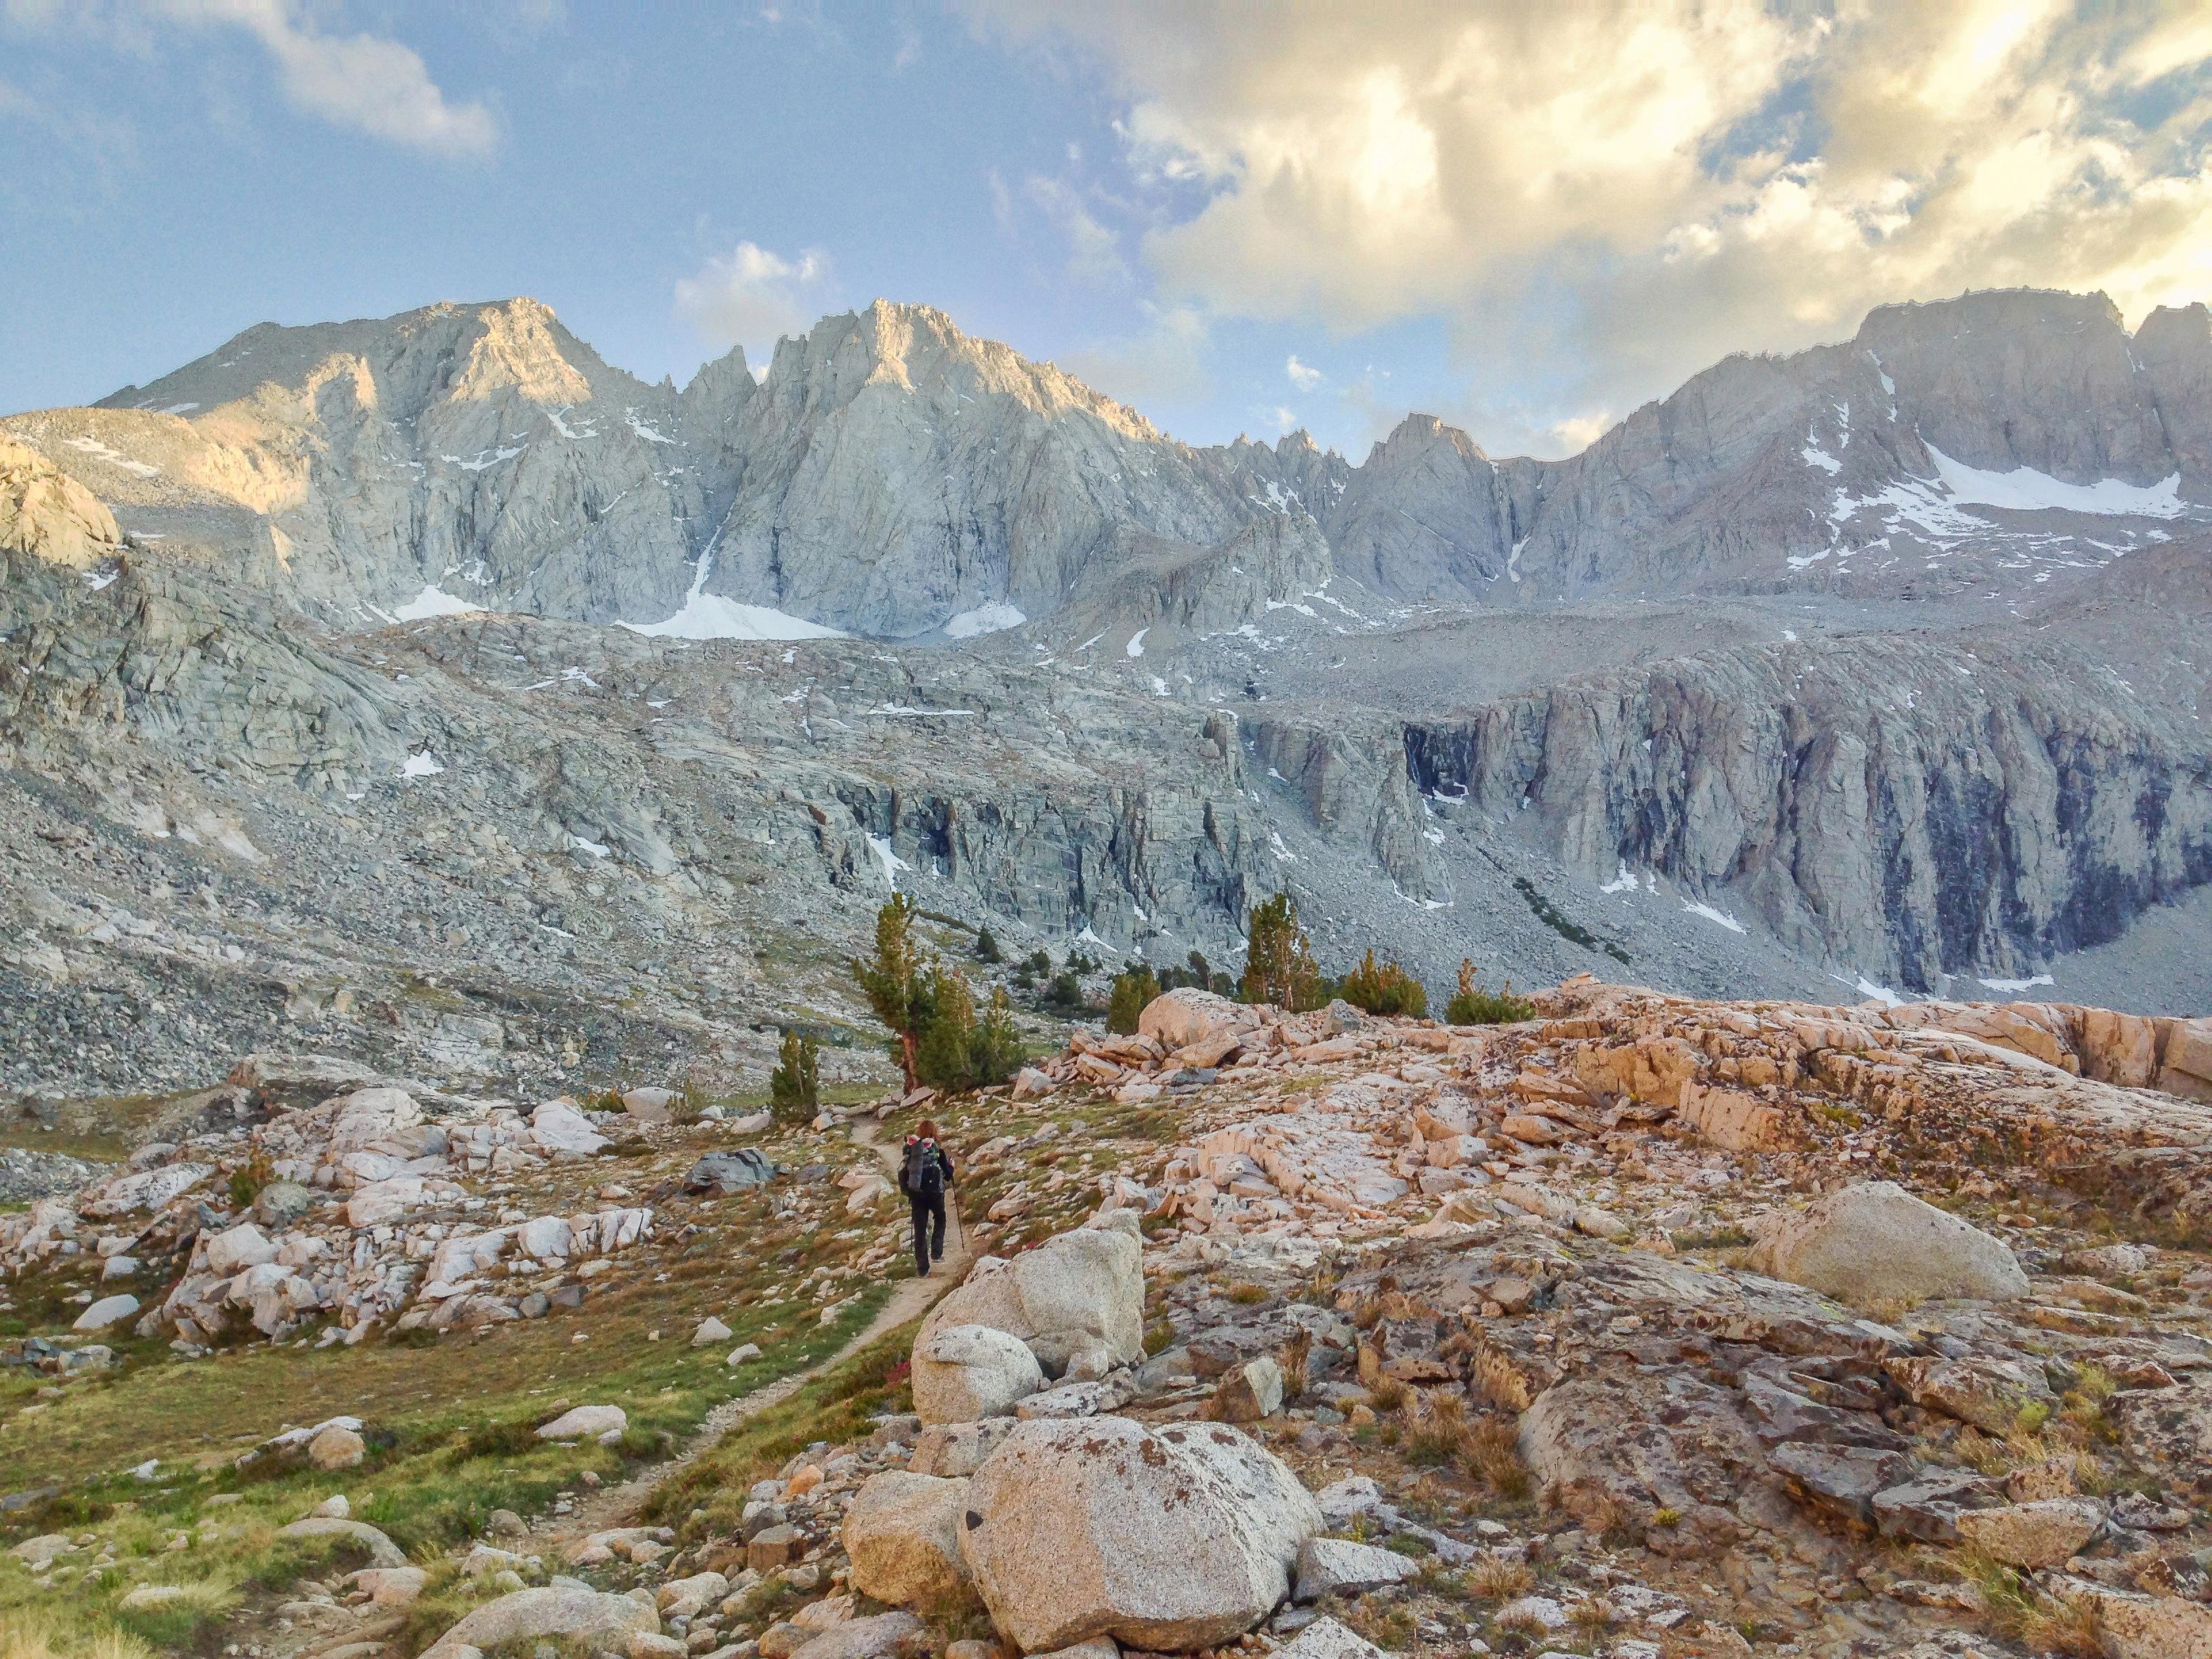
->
[530, 1117, 975, 1549]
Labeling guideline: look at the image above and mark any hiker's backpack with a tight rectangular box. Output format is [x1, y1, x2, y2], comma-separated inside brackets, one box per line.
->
[905, 1139, 943, 1199]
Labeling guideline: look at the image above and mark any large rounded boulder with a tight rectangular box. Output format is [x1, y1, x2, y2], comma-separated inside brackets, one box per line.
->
[958, 1417, 1321, 1653]
[1138, 989, 1259, 1051]
[843, 1472, 973, 1609]
[911, 1325, 1044, 1425]
[1746, 1180, 2028, 1305]
[916, 1223, 1142, 1378]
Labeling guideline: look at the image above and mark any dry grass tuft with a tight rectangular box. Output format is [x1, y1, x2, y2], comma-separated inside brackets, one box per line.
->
[1278, 1328, 1313, 1401]
[1462, 1414, 1531, 1498]
[0, 1611, 159, 1659]
[1367, 1373, 1411, 1412]
[1467, 1556, 1535, 1601]
[2020, 1592, 2104, 1658]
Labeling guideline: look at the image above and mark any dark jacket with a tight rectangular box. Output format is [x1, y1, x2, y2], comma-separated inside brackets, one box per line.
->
[898, 1139, 955, 1197]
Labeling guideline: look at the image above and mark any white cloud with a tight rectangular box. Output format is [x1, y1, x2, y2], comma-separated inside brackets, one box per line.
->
[152, 0, 499, 156]
[674, 241, 832, 365]
[1024, 173, 1129, 285]
[1549, 411, 1613, 452]
[1267, 404, 1296, 432]
[1285, 354, 1322, 391]
[964, 0, 2212, 454]
[1061, 302, 1212, 409]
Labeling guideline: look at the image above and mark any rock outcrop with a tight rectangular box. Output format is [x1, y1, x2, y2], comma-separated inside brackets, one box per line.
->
[1746, 1181, 2030, 1305]
[958, 1418, 1322, 1654]
[916, 1223, 1143, 1379]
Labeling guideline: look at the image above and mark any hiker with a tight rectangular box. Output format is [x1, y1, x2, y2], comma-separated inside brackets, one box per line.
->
[899, 1119, 956, 1276]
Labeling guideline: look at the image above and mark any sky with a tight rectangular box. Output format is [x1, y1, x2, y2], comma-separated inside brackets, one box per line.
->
[3, 0, 2209, 462]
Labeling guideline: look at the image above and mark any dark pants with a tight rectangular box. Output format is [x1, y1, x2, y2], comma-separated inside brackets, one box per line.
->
[909, 1191, 946, 1275]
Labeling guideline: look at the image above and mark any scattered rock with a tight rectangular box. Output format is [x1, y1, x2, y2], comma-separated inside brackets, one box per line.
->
[1952, 1498, 2104, 1568]
[308, 1425, 367, 1471]
[1215, 1356, 1285, 1422]
[355, 1565, 428, 1606]
[1139, 989, 1258, 1051]
[623, 1088, 677, 1123]
[843, 1472, 973, 1608]
[960, 1416, 1321, 1653]
[786, 1610, 930, 1659]
[1274, 1620, 1389, 1659]
[420, 1585, 659, 1659]
[71, 1292, 139, 1332]
[1292, 1537, 1419, 1601]
[1746, 1181, 2028, 1304]
[685, 1149, 778, 1194]
[917, 1225, 1143, 1377]
[912, 1324, 1044, 1424]
[274, 1517, 406, 1568]
[539, 1404, 627, 1441]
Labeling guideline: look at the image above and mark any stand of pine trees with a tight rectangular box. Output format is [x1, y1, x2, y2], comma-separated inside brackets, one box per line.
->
[852, 895, 1027, 1094]
[769, 1030, 820, 1122]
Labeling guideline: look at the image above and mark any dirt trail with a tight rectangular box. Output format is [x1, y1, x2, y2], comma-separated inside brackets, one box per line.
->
[530, 1118, 975, 1548]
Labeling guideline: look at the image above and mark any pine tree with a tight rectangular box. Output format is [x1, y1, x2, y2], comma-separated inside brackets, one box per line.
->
[769, 1030, 820, 1122]
[1444, 959, 1535, 1025]
[975, 924, 1003, 964]
[1340, 948, 1429, 1017]
[914, 965, 979, 1092]
[1107, 966, 1162, 1035]
[1240, 891, 1324, 1010]
[970, 985, 1025, 1085]
[852, 894, 928, 1092]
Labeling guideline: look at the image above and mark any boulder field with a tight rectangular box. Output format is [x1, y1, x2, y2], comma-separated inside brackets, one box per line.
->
[12, 972, 2212, 1659]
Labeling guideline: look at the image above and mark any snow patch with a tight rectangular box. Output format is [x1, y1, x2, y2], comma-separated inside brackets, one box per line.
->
[622, 542, 844, 641]
[1843, 973, 1904, 1008]
[565, 834, 611, 859]
[625, 410, 677, 445]
[1801, 419, 1842, 474]
[866, 834, 909, 885]
[943, 602, 1026, 639]
[392, 585, 485, 621]
[83, 569, 118, 592]
[1925, 445, 2185, 517]
[1125, 628, 1149, 659]
[1681, 899, 1746, 934]
[1599, 863, 1642, 895]
[63, 435, 160, 478]
[401, 752, 445, 780]
[1978, 972, 2056, 994]
[443, 445, 525, 472]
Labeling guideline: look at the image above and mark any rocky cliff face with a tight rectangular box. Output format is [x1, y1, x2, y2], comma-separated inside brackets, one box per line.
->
[712, 302, 1252, 637]
[1323, 289, 2212, 605]
[1399, 634, 2212, 991]
[65, 298, 754, 626]
[7, 287, 2205, 640]
[2, 287, 2208, 1048]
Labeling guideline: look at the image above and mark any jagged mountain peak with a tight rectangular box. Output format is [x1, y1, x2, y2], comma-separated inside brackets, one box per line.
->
[97, 295, 643, 429]
[1856, 284, 2127, 345]
[760, 298, 1170, 445]
[1368, 413, 1492, 465]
